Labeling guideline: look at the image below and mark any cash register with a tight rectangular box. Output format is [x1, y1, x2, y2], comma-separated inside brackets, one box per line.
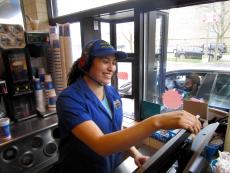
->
[134, 122, 219, 173]
[114, 122, 219, 173]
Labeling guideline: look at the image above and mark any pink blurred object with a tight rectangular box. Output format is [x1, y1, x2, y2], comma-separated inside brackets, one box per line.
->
[162, 89, 183, 109]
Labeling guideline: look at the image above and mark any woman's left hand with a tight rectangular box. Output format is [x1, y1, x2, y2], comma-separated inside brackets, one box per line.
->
[134, 154, 150, 167]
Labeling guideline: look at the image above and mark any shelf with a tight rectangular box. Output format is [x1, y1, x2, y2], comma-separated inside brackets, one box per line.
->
[13, 90, 33, 96]
[38, 111, 56, 118]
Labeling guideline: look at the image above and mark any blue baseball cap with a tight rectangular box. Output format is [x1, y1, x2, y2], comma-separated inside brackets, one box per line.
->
[90, 40, 127, 60]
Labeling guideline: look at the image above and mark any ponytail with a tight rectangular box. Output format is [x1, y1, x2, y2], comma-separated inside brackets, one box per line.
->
[67, 60, 84, 86]
[67, 54, 95, 86]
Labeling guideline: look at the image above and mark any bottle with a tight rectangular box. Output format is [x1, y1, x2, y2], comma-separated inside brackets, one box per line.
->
[44, 74, 56, 112]
[38, 68, 46, 89]
[34, 78, 46, 113]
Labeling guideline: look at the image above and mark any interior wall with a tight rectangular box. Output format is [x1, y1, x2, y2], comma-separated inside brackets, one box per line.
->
[22, 0, 49, 31]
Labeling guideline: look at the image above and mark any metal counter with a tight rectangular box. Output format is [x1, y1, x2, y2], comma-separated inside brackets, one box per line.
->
[0, 114, 58, 148]
[0, 114, 59, 173]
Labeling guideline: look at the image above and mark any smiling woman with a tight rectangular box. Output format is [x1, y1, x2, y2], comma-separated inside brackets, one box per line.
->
[0, 0, 24, 26]
[54, 39, 201, 173]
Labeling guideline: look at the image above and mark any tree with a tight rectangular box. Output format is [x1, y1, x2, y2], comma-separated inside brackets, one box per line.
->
[120, 22, 134, 52]
[121, 31, 133, 52]
[203, 2, 230, 61]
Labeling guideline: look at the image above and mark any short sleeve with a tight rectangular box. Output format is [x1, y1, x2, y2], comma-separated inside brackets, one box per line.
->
[57, 94, 92, 132]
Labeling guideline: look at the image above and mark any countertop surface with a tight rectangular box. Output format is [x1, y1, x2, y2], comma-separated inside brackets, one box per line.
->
[0, 114, 58, 147]
[0, 115, 135, 148]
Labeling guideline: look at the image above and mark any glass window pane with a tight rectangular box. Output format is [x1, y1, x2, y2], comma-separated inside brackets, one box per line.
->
[117, 62, 134, 119]
[166, 1, 230, 72]
[55, 0, 127, 17]
[122, 98, 134, 119]
[101, 22, 110, 43]
[70, 22, 82, 62]
[116, 22, 134, 53]
[209, 74, 230, 111]
[194, 74, 216, 101]
[117, 62, 132, 95]
[162, 1, 230, 112]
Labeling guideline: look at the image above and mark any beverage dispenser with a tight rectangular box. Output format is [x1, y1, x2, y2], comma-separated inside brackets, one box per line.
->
[25, 32, 49, 74]
[25, 32, 57, 117]
[0, 24, 36, 122]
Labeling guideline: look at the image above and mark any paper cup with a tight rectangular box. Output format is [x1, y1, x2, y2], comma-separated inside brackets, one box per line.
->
[34, 78, 42, 90]
[30, 20, 39, 30]
[0, 118, 11, 141]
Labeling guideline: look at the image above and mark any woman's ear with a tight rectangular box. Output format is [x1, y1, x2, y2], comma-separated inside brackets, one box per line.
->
[78, 56, 86, 69]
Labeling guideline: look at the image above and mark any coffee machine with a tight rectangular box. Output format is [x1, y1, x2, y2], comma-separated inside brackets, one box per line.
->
[25, 31, 57, 117]
[0, 24, 36, 122]
[25, 32, 50, 78]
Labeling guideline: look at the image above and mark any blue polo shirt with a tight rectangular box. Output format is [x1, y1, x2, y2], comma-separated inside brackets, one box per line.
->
[56, 78, 124, 173]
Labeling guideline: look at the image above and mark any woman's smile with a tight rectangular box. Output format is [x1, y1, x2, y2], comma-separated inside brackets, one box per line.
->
[103, 72, 113, 79]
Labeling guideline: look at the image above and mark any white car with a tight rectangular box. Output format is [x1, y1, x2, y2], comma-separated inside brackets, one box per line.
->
[165, 69, 230, 112]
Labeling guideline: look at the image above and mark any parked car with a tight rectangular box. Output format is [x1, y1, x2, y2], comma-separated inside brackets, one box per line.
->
[206, 43, 227, 54]
[174, 46, 204, 59]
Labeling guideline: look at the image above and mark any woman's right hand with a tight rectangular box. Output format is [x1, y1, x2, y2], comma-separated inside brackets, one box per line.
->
[152, 110, 201, 134]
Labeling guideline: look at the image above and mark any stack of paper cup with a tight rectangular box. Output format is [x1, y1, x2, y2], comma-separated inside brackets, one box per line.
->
[63, 23, 73, 74]
[51, 39, 66, 94]
[0, 117, 11, 141]
[59, 25, 67, 88]
[34, 78, 42, 90]
[45, 74, 54, 90]
[44, 74, 56, 112]
[34, 78, 46, 113]
[47, 89, 57, 112]
[38, 68, 46, 89]
[48, 25, 67, 95]
[45, 74, 53, 104]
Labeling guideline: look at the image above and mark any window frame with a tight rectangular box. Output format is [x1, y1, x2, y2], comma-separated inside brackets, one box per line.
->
[112, 19, 135, 99]
[46, 0, 229, 120]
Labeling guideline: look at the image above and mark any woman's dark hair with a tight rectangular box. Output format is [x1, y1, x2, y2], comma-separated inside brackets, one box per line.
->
[67, 60, 83, 86]
[67, 40, 98, 86]
[67, 56, 94, 86]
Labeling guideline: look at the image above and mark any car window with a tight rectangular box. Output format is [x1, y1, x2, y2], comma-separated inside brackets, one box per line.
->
[165, 74, 186, 89]
[166, 72, 230, 112]
[209, 74, 230, 111]
[165, 72, 205, 98]
[196, 73, 217, 101]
